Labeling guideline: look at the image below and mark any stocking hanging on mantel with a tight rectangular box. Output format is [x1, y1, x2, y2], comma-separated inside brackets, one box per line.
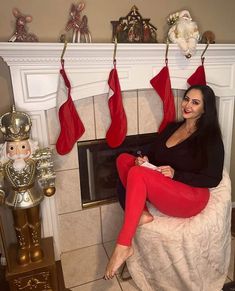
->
[187, 44, 208, 86]
[187, 63, 206, 86]
[106, 65, 127, 148]
[56, 60, 85, 155]
[150, 65, 176, 133]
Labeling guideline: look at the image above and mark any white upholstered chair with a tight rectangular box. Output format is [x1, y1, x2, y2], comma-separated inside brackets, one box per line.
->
[126, 170, 231, 291]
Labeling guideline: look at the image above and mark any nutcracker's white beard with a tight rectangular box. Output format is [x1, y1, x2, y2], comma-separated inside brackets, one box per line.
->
[7, 152, 30, 171]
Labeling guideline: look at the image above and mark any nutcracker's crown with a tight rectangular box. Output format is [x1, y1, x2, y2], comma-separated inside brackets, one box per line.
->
[0, 106, 32, 141]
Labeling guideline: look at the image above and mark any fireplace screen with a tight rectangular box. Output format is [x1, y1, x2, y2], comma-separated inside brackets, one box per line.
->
[77, 133, 157, 207]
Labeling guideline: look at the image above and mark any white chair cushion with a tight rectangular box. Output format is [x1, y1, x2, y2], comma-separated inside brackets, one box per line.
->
[127, 170, 232, 291]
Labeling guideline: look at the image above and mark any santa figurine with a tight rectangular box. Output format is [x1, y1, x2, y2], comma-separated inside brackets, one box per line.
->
[0, 106, 56, 266]
[167, 10, 200, 58]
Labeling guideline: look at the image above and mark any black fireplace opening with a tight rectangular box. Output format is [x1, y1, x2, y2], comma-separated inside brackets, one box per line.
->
[77, 133, 157, 208]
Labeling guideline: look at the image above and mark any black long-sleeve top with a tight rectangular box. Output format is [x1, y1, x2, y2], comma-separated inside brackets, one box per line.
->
[145, 123, 224, 188]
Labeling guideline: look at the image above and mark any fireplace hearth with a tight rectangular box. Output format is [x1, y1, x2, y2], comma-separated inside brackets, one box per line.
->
[77, 133, 157, 207]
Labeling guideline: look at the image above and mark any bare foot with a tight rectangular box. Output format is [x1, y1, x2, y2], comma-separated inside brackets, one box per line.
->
[138, 210, 154, 226]
[104, 244, 134, 279]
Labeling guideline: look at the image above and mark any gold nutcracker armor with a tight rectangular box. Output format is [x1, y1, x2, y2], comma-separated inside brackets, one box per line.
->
[0, 106, 56, 266]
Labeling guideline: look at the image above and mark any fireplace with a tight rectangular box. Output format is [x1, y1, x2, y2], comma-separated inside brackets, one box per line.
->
[77, 133, 157, 207]
[0, 42, 235, 258]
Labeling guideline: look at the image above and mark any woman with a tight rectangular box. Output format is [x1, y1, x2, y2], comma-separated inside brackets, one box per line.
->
[104, 84, 224, 279]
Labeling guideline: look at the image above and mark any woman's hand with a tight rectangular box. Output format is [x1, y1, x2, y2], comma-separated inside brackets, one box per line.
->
[135, 155, 149, 166]
[158, 165, 175, 178]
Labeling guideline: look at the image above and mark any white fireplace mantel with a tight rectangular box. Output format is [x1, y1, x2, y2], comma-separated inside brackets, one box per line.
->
[0, 43, 235, 166]
[0, 42, 235, 257]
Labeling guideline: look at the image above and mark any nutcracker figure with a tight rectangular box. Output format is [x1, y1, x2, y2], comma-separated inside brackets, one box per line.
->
[0, 106, 56, 266]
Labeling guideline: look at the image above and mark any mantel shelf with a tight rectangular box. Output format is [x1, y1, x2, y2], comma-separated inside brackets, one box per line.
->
[1, 43, 235, 66]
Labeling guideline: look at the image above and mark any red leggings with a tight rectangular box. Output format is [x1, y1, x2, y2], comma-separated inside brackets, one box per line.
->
[116, 153, 209, 246]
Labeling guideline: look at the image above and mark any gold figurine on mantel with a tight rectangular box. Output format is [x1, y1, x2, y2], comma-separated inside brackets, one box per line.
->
[0, 106, 56, 266]
[111, 5, 157, 43]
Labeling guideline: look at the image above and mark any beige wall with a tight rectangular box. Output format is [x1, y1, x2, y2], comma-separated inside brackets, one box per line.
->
[1, 0, 235, 199]
[1, 0, 235, 43]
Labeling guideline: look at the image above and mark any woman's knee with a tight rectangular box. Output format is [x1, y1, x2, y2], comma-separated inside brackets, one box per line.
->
[128, 166, 164, 182]
[128, 165, 145, 178]
[116, 153, 135, 169]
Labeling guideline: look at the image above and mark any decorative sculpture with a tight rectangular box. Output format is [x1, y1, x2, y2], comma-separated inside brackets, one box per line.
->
[201, 30, 215, 44]
[111, 6, 157, 43]
[0, 107, 55, 266]
[167, 10, 200, 58]
[9, 8, 38, 42]
[63, 2, 92, 43]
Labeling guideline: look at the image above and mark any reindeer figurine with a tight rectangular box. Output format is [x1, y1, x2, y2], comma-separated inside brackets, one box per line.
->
[65, 2, 91, 43]
[79, 15, 92, 43]
[9, 8, 38, 42]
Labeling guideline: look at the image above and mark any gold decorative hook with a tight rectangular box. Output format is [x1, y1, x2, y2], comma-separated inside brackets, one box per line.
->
[201, 42, 209, 64]
[61, 40, 68, 61]
[113, 36, 118, 65]
[165, 41, 169, 65]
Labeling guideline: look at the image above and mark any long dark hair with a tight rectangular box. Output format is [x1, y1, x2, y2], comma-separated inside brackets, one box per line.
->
[183, 85, 222, 158]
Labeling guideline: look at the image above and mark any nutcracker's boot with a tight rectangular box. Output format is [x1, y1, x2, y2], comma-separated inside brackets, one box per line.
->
[13, 209, 30, 266]
[28, 205, 44, 263]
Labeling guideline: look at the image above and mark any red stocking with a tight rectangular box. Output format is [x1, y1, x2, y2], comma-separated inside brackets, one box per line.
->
[150, 66, 176, 132]
[56, 61, 85, 155]
[106, 66, 127, 148]
[187, 64, 206, 86]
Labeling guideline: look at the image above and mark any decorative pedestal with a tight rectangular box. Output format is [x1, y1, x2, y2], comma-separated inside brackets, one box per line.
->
[5, 237, 58, 291]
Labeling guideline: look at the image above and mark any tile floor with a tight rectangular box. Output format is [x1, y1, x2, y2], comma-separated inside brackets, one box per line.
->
[61, 237, 235, 290]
